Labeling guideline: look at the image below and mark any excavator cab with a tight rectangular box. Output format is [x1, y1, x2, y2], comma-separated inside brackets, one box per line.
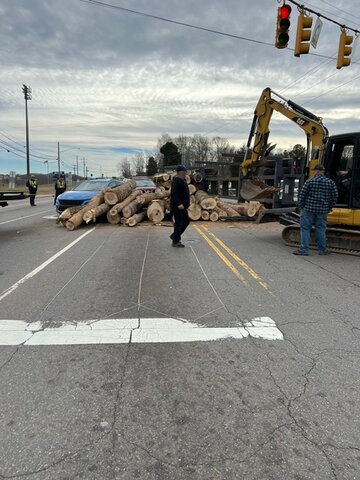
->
[324, 133, 360, 227]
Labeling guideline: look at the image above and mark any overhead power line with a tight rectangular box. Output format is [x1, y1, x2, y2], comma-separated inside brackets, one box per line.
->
[287, 0, 360, 34]
[79, 0, 339, 60]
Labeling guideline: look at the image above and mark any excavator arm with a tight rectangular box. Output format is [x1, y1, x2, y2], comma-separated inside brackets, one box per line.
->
[240, 87, 328, 180]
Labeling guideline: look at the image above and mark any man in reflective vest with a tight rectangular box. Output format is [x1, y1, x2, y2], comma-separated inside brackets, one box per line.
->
[26, 175, 38, 206]
[54, 175, 67, 204]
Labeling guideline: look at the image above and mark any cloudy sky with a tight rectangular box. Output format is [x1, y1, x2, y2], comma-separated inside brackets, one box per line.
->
[1, 0, 359, 177]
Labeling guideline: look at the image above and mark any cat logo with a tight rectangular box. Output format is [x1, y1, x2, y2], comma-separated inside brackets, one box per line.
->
[293, 117, 309, 127]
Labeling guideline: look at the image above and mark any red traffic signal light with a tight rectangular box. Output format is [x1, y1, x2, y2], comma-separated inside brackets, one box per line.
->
[276, 4, 292, 49]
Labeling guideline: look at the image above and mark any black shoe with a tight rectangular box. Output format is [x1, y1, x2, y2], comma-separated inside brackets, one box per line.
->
[293, 250, 309, 256]
[172, 242, 185, 248]
[318, 250, 330, 255]
[169, 233, 174, 240]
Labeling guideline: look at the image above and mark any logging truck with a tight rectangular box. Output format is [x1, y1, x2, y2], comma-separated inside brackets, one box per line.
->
[239, 87, 360, 255]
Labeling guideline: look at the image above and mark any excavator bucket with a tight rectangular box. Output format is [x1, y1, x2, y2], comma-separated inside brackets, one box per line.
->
[240, 179, 280, 201]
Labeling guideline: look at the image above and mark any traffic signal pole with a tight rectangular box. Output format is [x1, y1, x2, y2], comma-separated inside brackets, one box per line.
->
[22, 85, 32, 178]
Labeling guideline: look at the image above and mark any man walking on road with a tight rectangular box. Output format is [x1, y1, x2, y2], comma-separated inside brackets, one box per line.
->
[293, 164, 338, 256]
[26, 174, 38, 207]
[170, 165, 190, 248]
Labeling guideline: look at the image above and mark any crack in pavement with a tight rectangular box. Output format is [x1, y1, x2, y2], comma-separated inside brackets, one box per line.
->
[266, 339, 339, 479]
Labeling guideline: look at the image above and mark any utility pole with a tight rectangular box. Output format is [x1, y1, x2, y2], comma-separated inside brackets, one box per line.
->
[57, 142, 61, 176]
[76, 155, 79, 178]
[22, 85, 32, 177]
[83, 157, 86, 179]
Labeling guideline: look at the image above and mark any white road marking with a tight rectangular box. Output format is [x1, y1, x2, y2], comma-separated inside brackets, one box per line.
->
[0, 227, 96, 302]
[0, 317, 283, 345]
[0, 209, 54, 225]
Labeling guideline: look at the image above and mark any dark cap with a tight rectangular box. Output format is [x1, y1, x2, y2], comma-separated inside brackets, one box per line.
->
[314, 164, 325, 171]
[176, 164, 187, 172]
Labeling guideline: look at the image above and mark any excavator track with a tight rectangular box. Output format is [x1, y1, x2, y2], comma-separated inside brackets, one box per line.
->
[282, 225, 360, 256]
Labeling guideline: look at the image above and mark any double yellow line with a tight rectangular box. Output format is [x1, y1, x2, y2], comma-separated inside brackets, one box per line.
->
[193, 224, 273, 295]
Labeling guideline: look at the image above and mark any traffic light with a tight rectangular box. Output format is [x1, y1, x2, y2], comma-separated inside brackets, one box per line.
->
[337, 30, 353, 69]
[294, 11, 313, 56]
[276, 4, 292, 49]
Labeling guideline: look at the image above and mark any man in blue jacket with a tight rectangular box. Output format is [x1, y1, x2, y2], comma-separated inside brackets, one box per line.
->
[170, 165, 190, 248]
[293, 164, 338, 256]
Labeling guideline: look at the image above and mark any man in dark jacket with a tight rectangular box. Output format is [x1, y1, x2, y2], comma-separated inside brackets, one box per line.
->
[26, 175, 38, 206]
[293, 164, 338, 256]
[170, 165, 190, 248]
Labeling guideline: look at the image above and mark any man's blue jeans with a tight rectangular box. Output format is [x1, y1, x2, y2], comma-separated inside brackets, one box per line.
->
[300, 210, 327, 253]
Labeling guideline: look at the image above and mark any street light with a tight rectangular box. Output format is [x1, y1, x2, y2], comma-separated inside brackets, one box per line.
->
[22, 85, 32, 177]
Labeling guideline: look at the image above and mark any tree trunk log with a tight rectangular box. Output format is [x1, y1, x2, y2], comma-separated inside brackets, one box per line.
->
[122, 200, 142, 219]
[147, 200, 165, 223]
[213, 206, 227, 218]
[65, 193, 104, 230]
[126, 211, 147, 227]
[104, 179, 136, 205]
[188, 184, 197, 195]
[195, 191, 217, 210]
[201, 210, 210, 221]
[187, 203, 202, 220]
[109, 190, 140, 216]
[57, 206, 83, 225]
[136, 191, 169, 205]
[106, 210, 121, 224]
[216, 200, 238, 217]
[83, 203, 110, 224]
[209, 211, 219, 222]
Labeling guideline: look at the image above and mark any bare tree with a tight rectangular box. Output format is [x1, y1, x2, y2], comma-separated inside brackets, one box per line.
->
[117, 158, 132, 178]
[134, 153, 146, 175]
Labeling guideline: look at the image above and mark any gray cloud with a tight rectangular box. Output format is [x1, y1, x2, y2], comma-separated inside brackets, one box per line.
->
[1, 0, 359, 174]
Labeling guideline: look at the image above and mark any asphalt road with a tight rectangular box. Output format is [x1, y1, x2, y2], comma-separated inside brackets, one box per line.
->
[1, 197, 360, 480]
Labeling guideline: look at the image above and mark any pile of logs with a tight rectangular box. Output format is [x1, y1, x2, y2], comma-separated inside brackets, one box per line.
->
[58, 174, 264, 231]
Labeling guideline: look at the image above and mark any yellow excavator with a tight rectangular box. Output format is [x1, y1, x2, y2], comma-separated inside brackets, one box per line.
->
[239, 87, 360, 255]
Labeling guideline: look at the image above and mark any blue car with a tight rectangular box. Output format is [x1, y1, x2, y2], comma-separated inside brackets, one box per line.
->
[56, 178, 123, 213]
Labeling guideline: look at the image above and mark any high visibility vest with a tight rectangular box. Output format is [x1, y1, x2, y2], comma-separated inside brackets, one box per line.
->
[56, 179, 66, 189]
[29, 179, 37, 189]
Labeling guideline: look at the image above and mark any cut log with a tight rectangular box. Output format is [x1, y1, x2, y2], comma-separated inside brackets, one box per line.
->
[187, 203, 202, 221]
[136, 191, 169, 205]
[223, 201, 262, 217]
[185, 174, 191, 184]
[83, 203, 110, 224]
[153, 173, 170, 183]
[65, 192, 104, 230]
[195, 191, 217, 210]
[104, 179, 136, 205]
[109, 190, 140, 217]
[190, 194, 196, 205]
[213, 206, 227, 218]
[147, 200, 166, 223]
[188, 184, 197, 195]
[122, 200, 142, 219]
[201, 210, 210, 221]
[216, 200, 238, 217]
[106, 210, 121, 224]
[209, 211, 219, 222]
[126, 211, 147, 227]
[57, 206, 83, 225]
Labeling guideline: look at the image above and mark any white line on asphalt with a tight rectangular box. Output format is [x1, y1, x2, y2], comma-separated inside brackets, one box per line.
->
[0, 209, 54, 225]
[0, 317, 283, 345]
[0, 227, 96, 302]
